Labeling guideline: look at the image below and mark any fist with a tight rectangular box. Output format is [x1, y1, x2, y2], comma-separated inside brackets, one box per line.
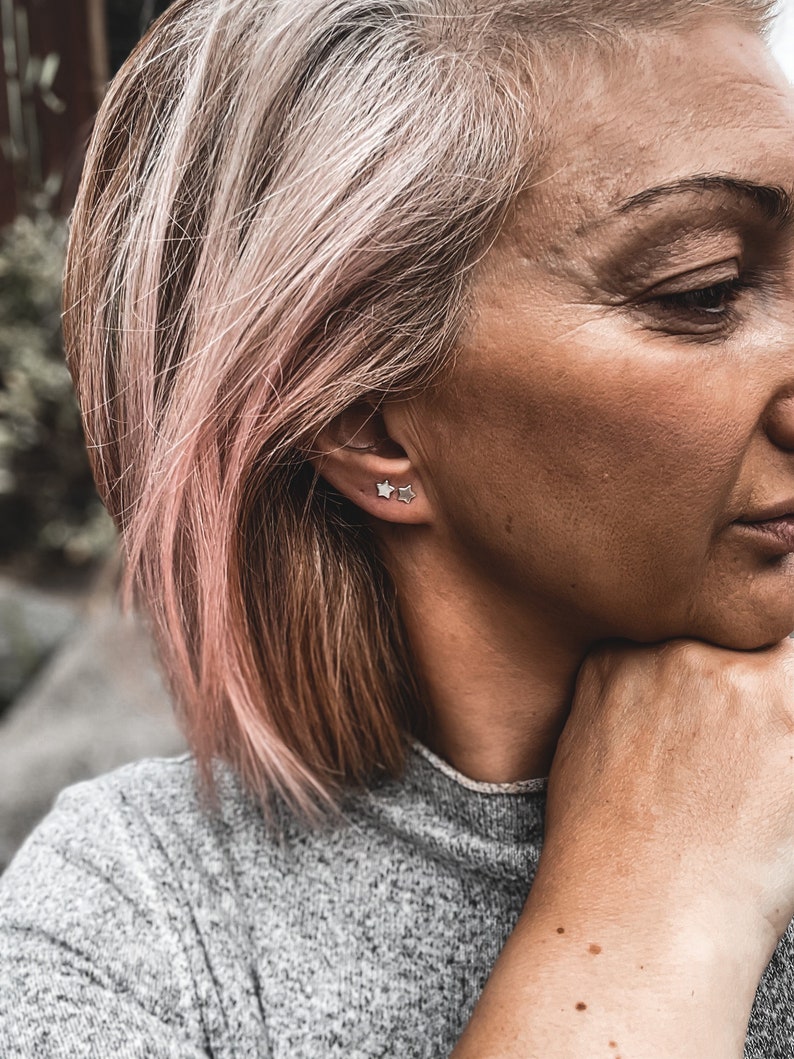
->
[544, 639, 794, 940]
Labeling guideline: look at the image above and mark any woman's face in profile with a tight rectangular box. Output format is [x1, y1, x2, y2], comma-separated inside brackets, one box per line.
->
[409, 17, 794, 650]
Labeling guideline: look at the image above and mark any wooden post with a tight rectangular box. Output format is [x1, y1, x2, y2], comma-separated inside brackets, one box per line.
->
[87, 0, 110, 101]
[0, 0, 109, 226]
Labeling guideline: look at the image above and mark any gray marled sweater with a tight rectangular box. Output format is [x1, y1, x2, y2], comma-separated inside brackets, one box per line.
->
[0, 743, 792, 1057]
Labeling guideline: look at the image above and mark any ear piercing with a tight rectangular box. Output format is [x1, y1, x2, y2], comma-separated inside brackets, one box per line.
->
[376, 479, 416, 504]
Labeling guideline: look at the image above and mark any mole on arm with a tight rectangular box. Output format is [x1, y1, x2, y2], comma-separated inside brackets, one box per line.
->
[588, 943, 602, 955]
[556, 926, 565, 934]
[575, 1002, 587, 1011]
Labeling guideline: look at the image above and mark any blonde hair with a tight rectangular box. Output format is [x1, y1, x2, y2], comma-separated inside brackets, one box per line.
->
[64, 0, 776, 816]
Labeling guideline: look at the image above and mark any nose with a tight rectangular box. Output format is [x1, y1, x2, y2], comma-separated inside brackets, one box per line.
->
[764, 391, 794, 452]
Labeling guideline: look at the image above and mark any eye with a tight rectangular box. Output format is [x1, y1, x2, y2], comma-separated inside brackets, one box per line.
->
[652, 277, 746, 318]
[630, 267, 757, 337]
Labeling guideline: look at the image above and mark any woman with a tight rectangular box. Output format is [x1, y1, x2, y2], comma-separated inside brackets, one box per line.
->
[2, 0, 794, 1054]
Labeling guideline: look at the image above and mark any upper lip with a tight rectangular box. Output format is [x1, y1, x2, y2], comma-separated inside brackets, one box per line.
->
[736, 500, 794, 523]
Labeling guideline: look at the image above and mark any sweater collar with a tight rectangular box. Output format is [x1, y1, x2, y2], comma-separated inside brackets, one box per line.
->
[410, 741, 548, 797]
[353, 742, 547, 883]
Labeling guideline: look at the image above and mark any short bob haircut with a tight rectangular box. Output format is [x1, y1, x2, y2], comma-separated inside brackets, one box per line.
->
[64, 0, 776, 816]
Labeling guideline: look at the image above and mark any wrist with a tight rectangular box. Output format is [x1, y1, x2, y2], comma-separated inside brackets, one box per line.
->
[454, 844, 776, 1059]
[506, 857, 776, 1056]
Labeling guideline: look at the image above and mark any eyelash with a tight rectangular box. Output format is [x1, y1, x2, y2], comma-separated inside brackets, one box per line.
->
[648, 276, 749, 325]
[652, 277, 745, 313]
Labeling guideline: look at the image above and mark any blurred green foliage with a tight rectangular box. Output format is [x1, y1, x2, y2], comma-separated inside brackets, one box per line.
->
[0, 213, 116, 571]
[0, 3, 180, 576]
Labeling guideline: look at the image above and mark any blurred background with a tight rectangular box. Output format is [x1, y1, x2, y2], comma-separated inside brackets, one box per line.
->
[0, 0, 185, 873]
[0, 1, 792, 872]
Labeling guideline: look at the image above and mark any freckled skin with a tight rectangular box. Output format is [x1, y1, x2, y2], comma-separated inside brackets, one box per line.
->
[407, 25, 794, 650]
[367, 19, 794, 783]
[312, 23, 794, 1058]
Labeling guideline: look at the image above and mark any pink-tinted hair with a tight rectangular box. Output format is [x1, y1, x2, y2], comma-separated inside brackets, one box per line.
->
[63, 0, 776, 816]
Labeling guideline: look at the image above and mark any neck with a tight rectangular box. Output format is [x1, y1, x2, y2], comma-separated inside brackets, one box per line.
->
[381, 530, 590, 784]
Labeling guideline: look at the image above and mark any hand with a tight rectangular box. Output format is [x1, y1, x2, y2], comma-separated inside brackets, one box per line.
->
[453, 638, 794, 1058]
[542, 637, 794, 944]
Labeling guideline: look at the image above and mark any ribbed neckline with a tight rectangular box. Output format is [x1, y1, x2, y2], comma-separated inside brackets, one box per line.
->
[353, 739, 547, 883]
[410, 741, 548, 796]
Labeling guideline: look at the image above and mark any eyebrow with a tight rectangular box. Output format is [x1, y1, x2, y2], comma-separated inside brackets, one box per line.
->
[617, 174, 794, 228]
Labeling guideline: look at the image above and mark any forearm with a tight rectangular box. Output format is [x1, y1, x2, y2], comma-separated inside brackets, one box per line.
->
[451, 637, 794, 1058]
[452, 861, 775, 1058]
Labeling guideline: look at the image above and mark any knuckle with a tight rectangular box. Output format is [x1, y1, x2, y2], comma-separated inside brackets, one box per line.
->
[579, 639, 622, 677]
[653, 638, 711, 675]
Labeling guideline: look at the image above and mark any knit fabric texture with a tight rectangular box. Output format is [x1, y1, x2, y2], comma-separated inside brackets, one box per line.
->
[0, 745, 792, 1057]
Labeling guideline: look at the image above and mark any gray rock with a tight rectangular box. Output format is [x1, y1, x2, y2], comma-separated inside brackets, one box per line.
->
[0, 599, 186, 871]
[0, 576, 82, 705]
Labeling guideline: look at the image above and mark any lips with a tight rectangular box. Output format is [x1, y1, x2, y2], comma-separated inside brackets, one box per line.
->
[734, 510, 794, 552]
[738, 499, 794, 524]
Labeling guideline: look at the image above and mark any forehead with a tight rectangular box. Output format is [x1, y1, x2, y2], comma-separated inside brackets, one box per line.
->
[513, 19, 794, 244]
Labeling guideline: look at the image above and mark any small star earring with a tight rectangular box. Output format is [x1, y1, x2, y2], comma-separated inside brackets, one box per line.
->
[397, 484, 416, 504]
[376, 480, 396, 498]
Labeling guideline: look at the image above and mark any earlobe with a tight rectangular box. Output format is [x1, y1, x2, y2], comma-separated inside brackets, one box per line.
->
[308, 403, 430, 524]
[376, 481, 417, 505]
[359, 470, 426, 523]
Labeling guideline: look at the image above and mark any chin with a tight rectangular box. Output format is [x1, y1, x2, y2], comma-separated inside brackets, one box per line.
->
[686, 597, 794, 652]
[663, 557, 794, 651]
[707, 627, 793, 652]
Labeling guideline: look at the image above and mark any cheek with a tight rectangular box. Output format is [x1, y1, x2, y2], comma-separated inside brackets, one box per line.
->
[452, 346, 744, 532]
[431, 334, 755, 629]
[541, 369, 744, 529]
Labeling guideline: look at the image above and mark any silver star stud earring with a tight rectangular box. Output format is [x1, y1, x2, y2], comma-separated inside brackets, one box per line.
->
[397, 484, 416, 504]
[376, 480, 396, 498]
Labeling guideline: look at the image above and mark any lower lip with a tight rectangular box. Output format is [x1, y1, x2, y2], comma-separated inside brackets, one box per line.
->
[734, 516, 794, 552]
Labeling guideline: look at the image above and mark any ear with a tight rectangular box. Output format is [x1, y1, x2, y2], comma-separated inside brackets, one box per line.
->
[308, 402, 430, 524]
